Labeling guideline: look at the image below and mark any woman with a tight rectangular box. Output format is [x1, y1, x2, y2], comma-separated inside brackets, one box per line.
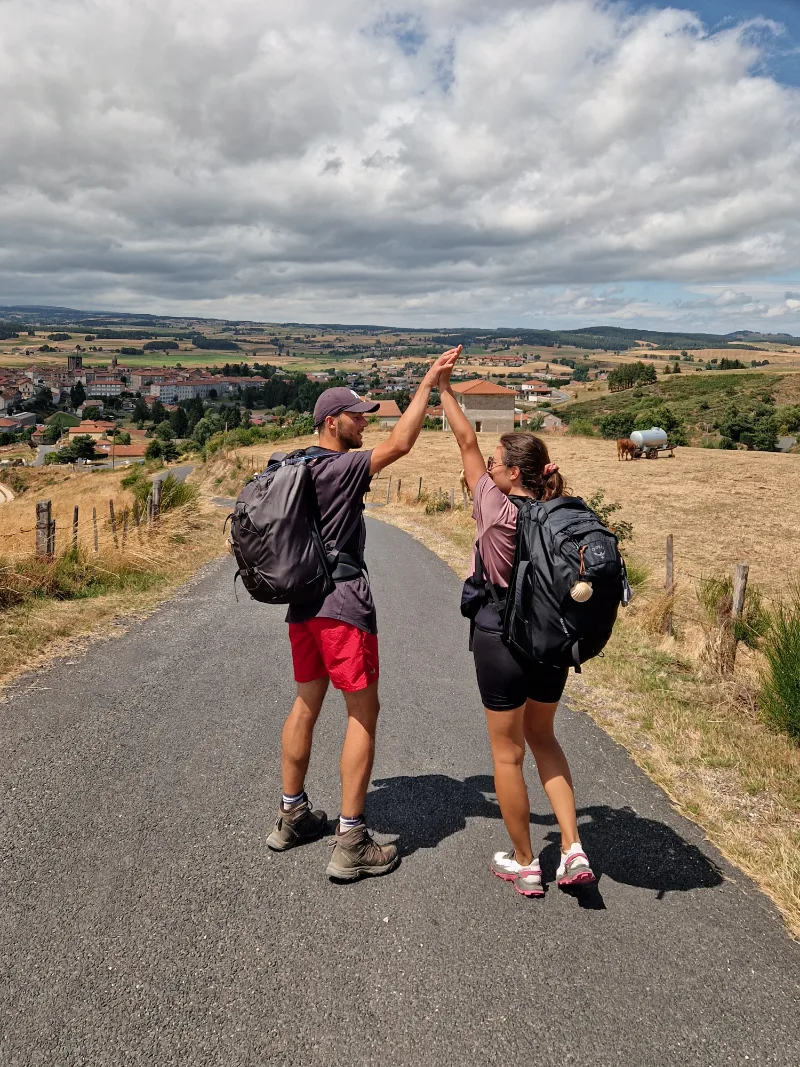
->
[440, 372, 594, 897]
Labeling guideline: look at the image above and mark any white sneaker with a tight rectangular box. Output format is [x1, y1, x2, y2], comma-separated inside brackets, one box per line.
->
[556, 842, 595, 887]
[490, 849, 544, 897]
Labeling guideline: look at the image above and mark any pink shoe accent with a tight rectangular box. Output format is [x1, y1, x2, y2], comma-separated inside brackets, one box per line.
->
[491, 866, 518, 883]
[558, 868, 596, 887]
[515, 882, 545, 897]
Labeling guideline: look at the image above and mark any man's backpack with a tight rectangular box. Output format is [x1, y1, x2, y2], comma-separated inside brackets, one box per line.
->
[501, 496, 632, 672]
[225, 448, 364, 605]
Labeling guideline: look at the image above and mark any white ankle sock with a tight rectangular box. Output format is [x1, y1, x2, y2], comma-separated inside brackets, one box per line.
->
[339, 814, 364, 833]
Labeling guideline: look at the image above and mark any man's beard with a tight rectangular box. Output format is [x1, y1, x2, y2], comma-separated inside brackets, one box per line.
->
[337, 425, 363, 449]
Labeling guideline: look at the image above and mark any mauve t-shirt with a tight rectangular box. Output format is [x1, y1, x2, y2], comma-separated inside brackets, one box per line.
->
[471, 472, 520, 588]
[285, 448, 377, 634]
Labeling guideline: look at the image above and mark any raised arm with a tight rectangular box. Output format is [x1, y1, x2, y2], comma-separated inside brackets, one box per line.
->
[370, 346, 462, 475]
[439, 367, 487, 492]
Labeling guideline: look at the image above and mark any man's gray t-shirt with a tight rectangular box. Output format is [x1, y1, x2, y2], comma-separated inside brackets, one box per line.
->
[285, 448, 376, 634]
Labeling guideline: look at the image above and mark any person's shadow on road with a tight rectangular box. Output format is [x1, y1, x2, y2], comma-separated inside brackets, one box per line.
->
[367, 774, 723, 901]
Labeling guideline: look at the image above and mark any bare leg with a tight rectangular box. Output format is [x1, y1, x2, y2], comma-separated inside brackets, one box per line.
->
[341, 681, 380, 819]
[281, 677, 329, 796]
[484, 705, 533, 866]
[523, 699, 580, 849]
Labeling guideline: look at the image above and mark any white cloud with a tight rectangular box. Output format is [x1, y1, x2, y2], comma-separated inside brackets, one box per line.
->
[0, 0, 798, 329]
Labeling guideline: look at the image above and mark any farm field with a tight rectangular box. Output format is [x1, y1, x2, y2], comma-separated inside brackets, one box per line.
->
[236, 427, 799, 603]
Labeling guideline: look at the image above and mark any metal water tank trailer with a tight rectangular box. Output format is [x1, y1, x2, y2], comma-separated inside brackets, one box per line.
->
[630, 427, 668, 449]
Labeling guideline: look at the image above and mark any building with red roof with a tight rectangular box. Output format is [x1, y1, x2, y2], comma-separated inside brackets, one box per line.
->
[447, 379, 516, 434]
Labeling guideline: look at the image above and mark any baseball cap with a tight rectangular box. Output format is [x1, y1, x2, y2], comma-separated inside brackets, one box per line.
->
[313, 387, 379, 427]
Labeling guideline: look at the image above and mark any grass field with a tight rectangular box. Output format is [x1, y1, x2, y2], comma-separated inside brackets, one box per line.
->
[0, 463, 222, 685]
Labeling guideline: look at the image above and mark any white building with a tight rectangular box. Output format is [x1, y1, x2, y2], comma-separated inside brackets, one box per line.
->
[150, 379, 230, 402]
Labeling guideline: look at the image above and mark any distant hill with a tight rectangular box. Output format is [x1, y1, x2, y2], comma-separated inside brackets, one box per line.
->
[563, 371, 800, 448]
[1, 305, 799, 352]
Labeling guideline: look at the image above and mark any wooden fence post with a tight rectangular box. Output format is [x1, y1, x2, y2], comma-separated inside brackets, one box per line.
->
[122, 510, 129, 549]
[48, 519, 56, 557]
[417, 476, 422, 502]
[152, 478, 162, 522]
[72, 506, 79, 551]
[147, 493, 154, 529]
[109, 499, 118, 548]
[385, 475, 392, 505]
[36, 500, 52, 558]
[721, 563, 750, 675]
[664, 534, 674, 636]
[92, 507, 98, 553]
[396, 478, 402, 502]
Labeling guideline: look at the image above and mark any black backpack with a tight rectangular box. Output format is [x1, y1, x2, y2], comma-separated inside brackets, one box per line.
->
[226, 448, 364, 605]
[502, 496, 631, 672]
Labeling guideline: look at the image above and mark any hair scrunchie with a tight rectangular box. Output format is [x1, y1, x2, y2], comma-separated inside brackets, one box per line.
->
[543, 463, 559, 475]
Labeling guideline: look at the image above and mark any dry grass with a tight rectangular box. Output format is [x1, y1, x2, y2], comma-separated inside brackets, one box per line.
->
[0, 463, 224, 687]
[231, 427, 800, 935]
[236, 426, 800, 609]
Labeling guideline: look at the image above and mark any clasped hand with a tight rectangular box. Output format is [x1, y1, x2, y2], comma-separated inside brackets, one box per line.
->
[422, 345, 462, 388]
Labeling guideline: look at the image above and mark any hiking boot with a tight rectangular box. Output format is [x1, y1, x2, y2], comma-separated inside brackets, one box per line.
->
[325, 823, 399, 882]
[266, 795, 328, 852]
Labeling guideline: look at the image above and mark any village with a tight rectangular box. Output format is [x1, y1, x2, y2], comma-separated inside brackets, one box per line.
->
[0, 342, 575, 465]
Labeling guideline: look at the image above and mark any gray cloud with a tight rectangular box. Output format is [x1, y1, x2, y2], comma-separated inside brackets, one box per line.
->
[0, 0, 798, 328]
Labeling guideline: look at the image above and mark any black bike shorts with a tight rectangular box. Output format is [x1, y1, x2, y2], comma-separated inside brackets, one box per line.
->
[472, 627, 568, 712]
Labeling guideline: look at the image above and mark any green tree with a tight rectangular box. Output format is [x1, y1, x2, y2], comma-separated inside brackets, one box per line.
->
[132, 396, 150, 422]
[145, 439, 163, 461]
[69, 381, 86, 409]
[169, 406, 189, 438]
[598, 412, 634, 440]
[150, 399, 168, 424]
[608, 362, 657, 392]
[42, 423, 63, 445]
[155, 420, 174, 441]
[160, 440, 180, 462]
[33, 386, 55, 413]
[191, 415, 223, 445]
[81, 405, 103, 421]
[71, 434, 97, 460]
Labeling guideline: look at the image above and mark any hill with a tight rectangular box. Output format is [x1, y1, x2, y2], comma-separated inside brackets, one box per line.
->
[562, 372, 800, 446]
[3, 305, 799, 352]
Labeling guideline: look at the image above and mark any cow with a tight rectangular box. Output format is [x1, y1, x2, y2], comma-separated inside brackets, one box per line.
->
[617, 438, 637, 461]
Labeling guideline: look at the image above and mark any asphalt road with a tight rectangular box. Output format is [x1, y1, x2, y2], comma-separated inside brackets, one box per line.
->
[2, 519, 799, 1066]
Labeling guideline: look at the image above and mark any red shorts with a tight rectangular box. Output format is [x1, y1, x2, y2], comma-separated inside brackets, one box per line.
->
[289, 618, 379, 693]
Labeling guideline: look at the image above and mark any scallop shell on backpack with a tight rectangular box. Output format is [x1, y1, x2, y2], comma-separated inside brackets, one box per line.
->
[569, 580, 594, 603]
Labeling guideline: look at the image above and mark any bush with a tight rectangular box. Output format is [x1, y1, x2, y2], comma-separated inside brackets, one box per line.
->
[423, 489, 453, 514]
[0, 549, 159, 610]
[598, 412, 634, 440]
[567, 419, 596, 437]
[123, 467, 198, 519]
[759, 586, 800, 742]
[623, 556, 650, 590]
[584, 489, 633, 544]
[696, 574, 767, 649]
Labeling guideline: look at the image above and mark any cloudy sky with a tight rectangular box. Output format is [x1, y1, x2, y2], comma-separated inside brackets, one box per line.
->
[1, 0, 799, 332]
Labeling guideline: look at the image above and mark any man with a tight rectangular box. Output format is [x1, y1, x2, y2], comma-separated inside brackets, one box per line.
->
[266, 346, 462, 880]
